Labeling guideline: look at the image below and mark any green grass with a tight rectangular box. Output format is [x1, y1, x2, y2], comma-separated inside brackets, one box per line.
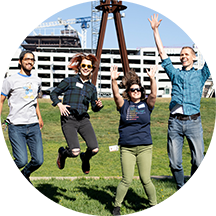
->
[2, 98, 215, 177]
[1, 97, 215, 215]
[33, 177, 177, 215]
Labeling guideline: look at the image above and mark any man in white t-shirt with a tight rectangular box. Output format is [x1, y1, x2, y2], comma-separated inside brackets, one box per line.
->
[0, 50, 44, 184]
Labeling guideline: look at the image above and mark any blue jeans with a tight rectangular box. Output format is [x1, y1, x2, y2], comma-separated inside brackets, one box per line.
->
[8, 123, 44, 178]
[167, 116, 204, 189]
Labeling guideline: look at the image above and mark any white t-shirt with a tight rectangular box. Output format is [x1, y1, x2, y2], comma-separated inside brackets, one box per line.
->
[1, 72, 41, 125]
[170, 103, 184, 115]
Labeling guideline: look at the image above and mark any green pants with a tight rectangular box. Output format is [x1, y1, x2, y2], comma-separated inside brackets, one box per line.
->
[114, 145, 157, 207]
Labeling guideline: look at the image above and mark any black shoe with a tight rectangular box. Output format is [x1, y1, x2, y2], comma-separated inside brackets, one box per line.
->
[113, 206, 121, 216]
[57, 147, 66, 169]
[80, 152, 90, 174]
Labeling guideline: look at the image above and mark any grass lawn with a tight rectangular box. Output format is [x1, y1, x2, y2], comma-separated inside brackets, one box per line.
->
[1, 97, 215, 215]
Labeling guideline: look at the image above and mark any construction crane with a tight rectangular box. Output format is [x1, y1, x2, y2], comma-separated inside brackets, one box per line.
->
[35, 16, 91, 49]
[34, 0, 125, 49]
[34, 14, 125, 49]
[58, 17, 91, 49]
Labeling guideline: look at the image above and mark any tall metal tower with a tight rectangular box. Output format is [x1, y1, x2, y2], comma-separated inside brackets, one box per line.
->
[91, 0, 102, 54]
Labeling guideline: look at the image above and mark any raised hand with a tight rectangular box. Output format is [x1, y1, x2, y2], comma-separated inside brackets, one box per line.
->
[110, 65, 121, 80]
[146, 65, 157, 80]
[148, 14, 162, 30]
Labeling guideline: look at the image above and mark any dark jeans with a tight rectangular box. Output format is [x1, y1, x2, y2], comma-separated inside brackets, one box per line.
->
[8, 123, 44, 178]
[61, 115, 99, 153]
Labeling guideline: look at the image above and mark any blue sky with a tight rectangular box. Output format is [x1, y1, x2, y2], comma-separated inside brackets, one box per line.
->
[16, 0, 208, 48]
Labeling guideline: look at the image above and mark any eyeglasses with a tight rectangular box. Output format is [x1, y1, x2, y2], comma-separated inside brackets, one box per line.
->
[81, 64, 93, 69]
[130, 88, 141, 92]
[23, 58, 35, 62]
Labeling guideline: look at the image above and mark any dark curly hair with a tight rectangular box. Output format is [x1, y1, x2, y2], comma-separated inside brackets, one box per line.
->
[121, 69, 146, 101]
[68, 52, 98, 73]
[19, 50, 35, 61]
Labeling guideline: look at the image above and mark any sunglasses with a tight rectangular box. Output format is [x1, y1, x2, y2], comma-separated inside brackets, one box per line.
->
[130, 88, 141, 92]
[81, 64, 93, 69]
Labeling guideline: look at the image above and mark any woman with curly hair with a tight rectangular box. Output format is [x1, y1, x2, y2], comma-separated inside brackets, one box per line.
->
[111, 65, 157, 215]
[50, 53, 103, 174]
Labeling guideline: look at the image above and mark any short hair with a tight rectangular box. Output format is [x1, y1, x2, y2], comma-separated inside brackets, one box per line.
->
[181, 46, 196, 56]
[121, 69, 146, 101]
[19, 50, 35, 61]
[68, 52, 98, 73]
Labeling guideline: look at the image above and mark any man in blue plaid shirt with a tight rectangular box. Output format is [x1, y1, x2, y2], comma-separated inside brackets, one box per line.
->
[149, 14, 211, 189]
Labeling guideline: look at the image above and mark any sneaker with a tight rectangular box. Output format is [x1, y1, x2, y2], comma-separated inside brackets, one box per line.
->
[80, 152, 90, 174]
[57, 147, 66, 169]
[113, 206, 121, 216]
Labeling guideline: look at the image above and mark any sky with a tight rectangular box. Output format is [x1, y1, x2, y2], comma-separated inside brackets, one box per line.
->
[16, 0, 208, 48]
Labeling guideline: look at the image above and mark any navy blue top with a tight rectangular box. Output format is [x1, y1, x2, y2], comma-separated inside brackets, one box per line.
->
[118, 99, 153, 146]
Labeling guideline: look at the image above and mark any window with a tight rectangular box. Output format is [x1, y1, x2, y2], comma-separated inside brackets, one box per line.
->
[101, 58, 111, 63]
[143, 60, 155, 64]
[38, 56, 50, 61]
[129, 59, 140, 64]
[114, 59, 121, 64]
[100, 75, 110, 80]
[38, 73, 50, 78]
[54, 57, 65, 62]
[53, 65, 65, 70]
[101, 84, 110, 88]
[144, 77, 150, 81]
[158, 79, 170, 82]
[143, 52, 155, 56]
[42, 82, 50, 87]
[101, 67, 110, 72]
[53, 74, 65, 79]
[38, 65, 50, 70]
[158, 70, 166, 73]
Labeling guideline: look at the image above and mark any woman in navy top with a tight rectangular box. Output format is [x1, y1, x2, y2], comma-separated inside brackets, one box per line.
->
[111, 65, 157, 215]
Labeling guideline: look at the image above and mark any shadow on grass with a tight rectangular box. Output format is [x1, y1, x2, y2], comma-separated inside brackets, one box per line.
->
[125, 189, 149, 210]
[36, 183, 76, 203]
[75, 185, 149, 212]
[34, 177, 179, 214]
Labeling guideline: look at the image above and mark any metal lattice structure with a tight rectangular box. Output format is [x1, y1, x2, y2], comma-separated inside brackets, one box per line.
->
[91, 0, 102, 54]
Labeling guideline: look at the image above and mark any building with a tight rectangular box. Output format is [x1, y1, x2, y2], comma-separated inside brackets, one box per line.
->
[7, 46, 211, 98]
[0, 0, 216, 97]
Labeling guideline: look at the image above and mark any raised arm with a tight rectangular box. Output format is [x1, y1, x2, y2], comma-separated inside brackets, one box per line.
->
[146, 66, 157, 109]
[148, 14, 168, 60]
[110, 65, 124, 109]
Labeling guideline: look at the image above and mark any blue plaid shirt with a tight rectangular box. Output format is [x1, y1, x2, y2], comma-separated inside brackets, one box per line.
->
[161, 58, 210, 115]
[50, 75, 102, 115]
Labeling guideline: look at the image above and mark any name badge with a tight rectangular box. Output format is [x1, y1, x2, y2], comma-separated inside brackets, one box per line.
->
[76, 82, 83, 89]
[138, 103, 145, 109]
